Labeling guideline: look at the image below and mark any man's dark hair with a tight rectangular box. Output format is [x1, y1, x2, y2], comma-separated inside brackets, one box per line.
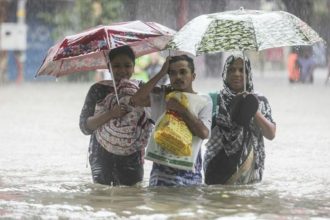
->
[108, 45, 135, 64]
[169, 55, 195, 73]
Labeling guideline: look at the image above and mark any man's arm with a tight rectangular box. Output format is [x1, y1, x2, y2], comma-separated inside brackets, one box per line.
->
[166, 98, 209, 139]
[131, 57, 170, 107]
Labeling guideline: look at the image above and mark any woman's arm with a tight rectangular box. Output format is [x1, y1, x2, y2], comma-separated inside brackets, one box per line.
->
[86, 103, 129, 131]
[79, 84, 129, 133]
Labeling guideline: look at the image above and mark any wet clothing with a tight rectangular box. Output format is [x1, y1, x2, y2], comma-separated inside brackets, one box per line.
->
[89, 136, 143, 186]
[79, 81, 146, 186]
[287, 53, 300, 82]
[204, 54, 275, 185]
[298, 56, 315, 83]
[149, 152, 202, 186]
[148, 87, 212, 186]
[205, 92, 274, 184]
[94, 80, 153, 156]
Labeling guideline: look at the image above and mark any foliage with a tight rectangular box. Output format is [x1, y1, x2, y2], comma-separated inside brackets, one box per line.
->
[37, 0, 124, 82]
[38, 0, 123, 41]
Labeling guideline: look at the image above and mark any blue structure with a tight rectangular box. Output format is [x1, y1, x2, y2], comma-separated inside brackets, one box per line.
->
[6, 0, 55, 81]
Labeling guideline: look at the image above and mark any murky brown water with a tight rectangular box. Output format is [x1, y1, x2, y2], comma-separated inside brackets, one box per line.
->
[1, 69, 330, 219]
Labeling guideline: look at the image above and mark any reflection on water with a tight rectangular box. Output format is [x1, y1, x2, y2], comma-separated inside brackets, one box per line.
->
[1, 181, 329, 219]
[1, 70, 330, 219]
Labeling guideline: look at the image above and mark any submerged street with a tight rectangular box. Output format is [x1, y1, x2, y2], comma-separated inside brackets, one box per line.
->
[0, 69, 330, 219]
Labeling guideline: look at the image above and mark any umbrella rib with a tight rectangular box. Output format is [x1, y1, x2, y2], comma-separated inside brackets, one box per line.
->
[198, 17, 218, 55]
[248, 16, 259, 51]
[145, 21, 175, 36]
[145, 22, 164, 35]
[193, 15, 218, 56]
[104, 27, 112, 50]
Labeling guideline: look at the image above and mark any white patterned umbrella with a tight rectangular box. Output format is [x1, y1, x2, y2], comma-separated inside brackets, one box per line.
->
[167, 8, 325, 56]
[167, 8, 325, 91]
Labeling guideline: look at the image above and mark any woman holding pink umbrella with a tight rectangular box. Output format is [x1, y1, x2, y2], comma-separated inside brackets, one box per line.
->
[79, 46, 153, 186]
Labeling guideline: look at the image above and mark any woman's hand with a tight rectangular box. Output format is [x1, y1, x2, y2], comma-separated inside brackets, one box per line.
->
[110, 103, 130, 118]
[236, 91, 250, 97]
[86, 103, 129, 131]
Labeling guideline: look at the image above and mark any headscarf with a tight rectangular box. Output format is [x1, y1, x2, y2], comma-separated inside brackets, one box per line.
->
[222, 53, 254, 96]
[205, 54, 257, 162]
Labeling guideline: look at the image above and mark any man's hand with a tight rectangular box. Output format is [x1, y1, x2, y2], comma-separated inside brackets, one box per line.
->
[166, 98, 186, 115]
[159, 56, 171, 76]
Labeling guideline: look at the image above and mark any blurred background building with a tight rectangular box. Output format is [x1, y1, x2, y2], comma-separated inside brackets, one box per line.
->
[0, 0, 329, 83]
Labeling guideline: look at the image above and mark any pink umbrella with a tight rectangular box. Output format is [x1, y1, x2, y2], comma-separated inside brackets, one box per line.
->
[36, 20, 176, 78]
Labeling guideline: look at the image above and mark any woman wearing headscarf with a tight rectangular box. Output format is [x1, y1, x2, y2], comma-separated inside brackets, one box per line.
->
[204, 54, 276, 185]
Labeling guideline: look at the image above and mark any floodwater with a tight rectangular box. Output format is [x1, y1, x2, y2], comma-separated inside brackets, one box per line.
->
[1, 69, 330, 219]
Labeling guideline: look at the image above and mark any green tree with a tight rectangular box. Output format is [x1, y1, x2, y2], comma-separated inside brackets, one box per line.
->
[282, 0, 329, 59]
[39, 0, 123, 39]
[38, 0, 124, 82]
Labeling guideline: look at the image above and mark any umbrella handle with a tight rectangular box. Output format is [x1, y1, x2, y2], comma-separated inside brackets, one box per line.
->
[107, 62, 120, 105]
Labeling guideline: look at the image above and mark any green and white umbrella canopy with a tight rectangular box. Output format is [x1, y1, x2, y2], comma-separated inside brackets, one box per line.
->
[167, 8, 325, 56]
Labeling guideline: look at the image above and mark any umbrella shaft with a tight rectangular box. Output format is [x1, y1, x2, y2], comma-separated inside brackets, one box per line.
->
[243, 51, 246, 92]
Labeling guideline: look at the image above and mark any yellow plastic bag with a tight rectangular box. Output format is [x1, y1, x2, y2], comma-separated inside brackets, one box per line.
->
[154, 92, 192, 156]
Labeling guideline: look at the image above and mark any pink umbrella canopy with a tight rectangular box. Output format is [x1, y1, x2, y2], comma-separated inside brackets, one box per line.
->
[36, 20, 176, 78]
